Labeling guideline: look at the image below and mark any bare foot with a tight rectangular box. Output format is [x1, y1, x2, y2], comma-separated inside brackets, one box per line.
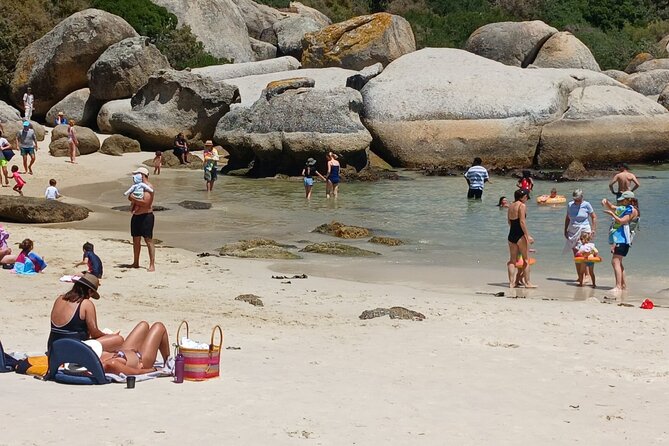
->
[591, 284, 597, 288]
[28, 170, 33, 175]
[524, 283, 538, 289]
[577, 282, 584, 287]
[611, 287, 622, 293]
[148, 265, 155, 272]
[509, 282, 516, 289]
[130, 263, 140, 268]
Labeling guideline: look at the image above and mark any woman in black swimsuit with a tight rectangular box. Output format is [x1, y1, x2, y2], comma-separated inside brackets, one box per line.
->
[507, 189, 535, 288]
[48, 273, 123, 353]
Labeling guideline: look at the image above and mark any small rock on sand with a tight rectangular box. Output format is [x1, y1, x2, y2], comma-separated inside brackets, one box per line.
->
[235, 294, 264, 307]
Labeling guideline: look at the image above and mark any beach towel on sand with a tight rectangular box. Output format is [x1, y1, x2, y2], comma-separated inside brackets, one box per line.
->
[15, 356, 48, 377]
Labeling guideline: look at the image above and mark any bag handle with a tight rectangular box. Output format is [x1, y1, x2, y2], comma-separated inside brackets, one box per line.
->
[209, 325, 223, 352]
[176, 320, 189, 346]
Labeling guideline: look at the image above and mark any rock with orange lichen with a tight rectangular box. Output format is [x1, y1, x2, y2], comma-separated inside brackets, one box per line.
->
[301, 13, 415, 71]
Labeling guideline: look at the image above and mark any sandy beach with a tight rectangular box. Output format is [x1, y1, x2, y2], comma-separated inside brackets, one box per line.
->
[1, 130, 669, 445]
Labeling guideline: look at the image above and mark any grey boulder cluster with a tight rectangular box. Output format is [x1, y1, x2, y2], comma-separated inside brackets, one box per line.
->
[3, 5, 669, 174]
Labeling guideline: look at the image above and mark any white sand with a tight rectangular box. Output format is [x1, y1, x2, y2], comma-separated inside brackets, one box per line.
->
[1, 129, 669, 445]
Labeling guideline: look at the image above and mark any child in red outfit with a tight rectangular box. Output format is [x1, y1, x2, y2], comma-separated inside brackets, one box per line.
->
[11, 165, 25, 196]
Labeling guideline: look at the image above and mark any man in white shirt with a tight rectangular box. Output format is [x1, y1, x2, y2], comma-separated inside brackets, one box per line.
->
[464, 157, 490, 200]
[23, 87, 34, 120]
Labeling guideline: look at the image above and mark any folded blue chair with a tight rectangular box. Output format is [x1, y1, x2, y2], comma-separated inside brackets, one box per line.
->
[0, 340, 15, 373]
[46, 339, 109, 385]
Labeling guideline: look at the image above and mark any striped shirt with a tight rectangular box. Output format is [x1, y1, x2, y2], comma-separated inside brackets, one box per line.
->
[464, 165, 489, 190]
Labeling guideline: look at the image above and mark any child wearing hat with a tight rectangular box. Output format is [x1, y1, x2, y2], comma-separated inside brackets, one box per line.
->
[302, 157, 326, 199]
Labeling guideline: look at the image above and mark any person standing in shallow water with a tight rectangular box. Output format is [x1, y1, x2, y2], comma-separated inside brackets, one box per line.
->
[602, 191, 638, 293]
[507, 188, 535, 288]
[609, 163, 640, 198]
[464, 157, 490, 199]
[203, 140, 219, 192]
[302, 157, 326, 199]
[325, 152, 341, 198]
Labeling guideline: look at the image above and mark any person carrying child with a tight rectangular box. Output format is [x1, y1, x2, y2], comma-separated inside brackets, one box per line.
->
[11, 165, 25, 196]
[574, 232, 599, 287]
[124, 172, 154, 212]
[74, 242, 103, 279]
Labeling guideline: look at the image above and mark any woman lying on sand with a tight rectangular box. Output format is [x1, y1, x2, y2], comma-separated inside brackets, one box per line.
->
[98, 321, 171, 375]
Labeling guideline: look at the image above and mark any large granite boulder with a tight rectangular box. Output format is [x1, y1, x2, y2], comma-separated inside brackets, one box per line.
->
[0, 100, 21, 122]
[464, 20, 558, 67]
[224, 67, 358, 107]
[192, 56, 300, 82]
[9, 9, 138, 117]
[109, 70, 240, 149]
[3, 121, 46, 141]
[234, 0, 286, 40]
[214, 82, 371, 176]
[0, 196, 90, 223]
[151, 0, 256, 62]
[289, 2, 331, 27]
[274, 16, 322, 59]
[49, 125, 100, 156]
[97, 99, 132, 134]
[625, 52, 654, 73]
[658, 84, 669, 110]
[634, 59, 669, 72]
[602, 70, 630, 83]
[361, 48, 661, 169]
[622, 70, 669, 96]
[99, 134, 141, 156]
[250, 38, 277, 61]
[45, 88, 101, 128]
[532, 32, 600, 71]
[302, 13, 416, 70]
[88, 37, 171, 101]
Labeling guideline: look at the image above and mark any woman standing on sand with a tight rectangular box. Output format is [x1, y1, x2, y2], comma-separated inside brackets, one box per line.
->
[67, 120, 78, 164]
[507, 188, 535, 288]
[564, 189, 597, 283]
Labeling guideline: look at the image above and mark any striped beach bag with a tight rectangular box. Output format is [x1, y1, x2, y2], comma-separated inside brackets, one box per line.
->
[176, 321, 224, 381]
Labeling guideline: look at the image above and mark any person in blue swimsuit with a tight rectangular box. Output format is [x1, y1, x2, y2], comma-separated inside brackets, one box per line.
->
[326, 152, 341, 198]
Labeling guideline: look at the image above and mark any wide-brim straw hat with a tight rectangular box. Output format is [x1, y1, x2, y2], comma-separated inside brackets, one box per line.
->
[72, 272, 100, 299]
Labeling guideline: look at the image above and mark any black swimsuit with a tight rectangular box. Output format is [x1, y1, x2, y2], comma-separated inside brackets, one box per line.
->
[47, 301, 88, 353]
[508, 218, 525, 244]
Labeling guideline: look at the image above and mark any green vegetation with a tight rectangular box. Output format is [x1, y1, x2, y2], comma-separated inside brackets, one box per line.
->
[0, 0, 227, 101]
[264, 0, 669, 70]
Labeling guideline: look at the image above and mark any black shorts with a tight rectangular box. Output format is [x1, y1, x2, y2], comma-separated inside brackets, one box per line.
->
[467, 189, 483, 199]
[613, 243, 630, 257]
[131, 213, 155, 238]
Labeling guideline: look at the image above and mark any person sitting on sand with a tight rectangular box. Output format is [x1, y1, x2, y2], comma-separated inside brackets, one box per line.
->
[1, 238, 46, 274]
[0, 224, 10, 263]
[507, 189, 535, 288]
[73, 242, 103, 279]
[47, 272, 123, 354]
[98, 321, 171, 375]
[574, 232, 599, 288]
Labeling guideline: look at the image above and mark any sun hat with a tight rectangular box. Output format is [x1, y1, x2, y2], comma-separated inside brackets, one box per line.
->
[306, 158, 316, 166]
[204, 140, 213, 146]
[132, 166, 149, 177]
[72, 272, 100, 299]
[618, 190, 635, 201]
[58, 111, 64, 116]
[22, 121, 29, 127]
[82, 339, 103, 358]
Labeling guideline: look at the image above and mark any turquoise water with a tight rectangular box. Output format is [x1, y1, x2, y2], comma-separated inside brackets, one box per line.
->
[64, 166, 669, 294]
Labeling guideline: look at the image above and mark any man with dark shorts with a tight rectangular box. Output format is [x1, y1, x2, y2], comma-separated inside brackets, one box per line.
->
[464, 157, 490, 199]
[15, 121, 38, 175]
[129, 167, 155, 272]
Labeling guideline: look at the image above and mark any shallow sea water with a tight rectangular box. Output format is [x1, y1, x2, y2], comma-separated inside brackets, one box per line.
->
[62, 165, 669, 300]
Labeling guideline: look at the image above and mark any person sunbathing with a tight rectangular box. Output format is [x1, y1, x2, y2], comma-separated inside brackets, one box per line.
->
[48, 273, 123, 354]
[99, 321, 171, 375]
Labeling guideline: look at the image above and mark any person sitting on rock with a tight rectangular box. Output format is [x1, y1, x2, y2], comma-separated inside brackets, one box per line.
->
[54, 111, 68, 126]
